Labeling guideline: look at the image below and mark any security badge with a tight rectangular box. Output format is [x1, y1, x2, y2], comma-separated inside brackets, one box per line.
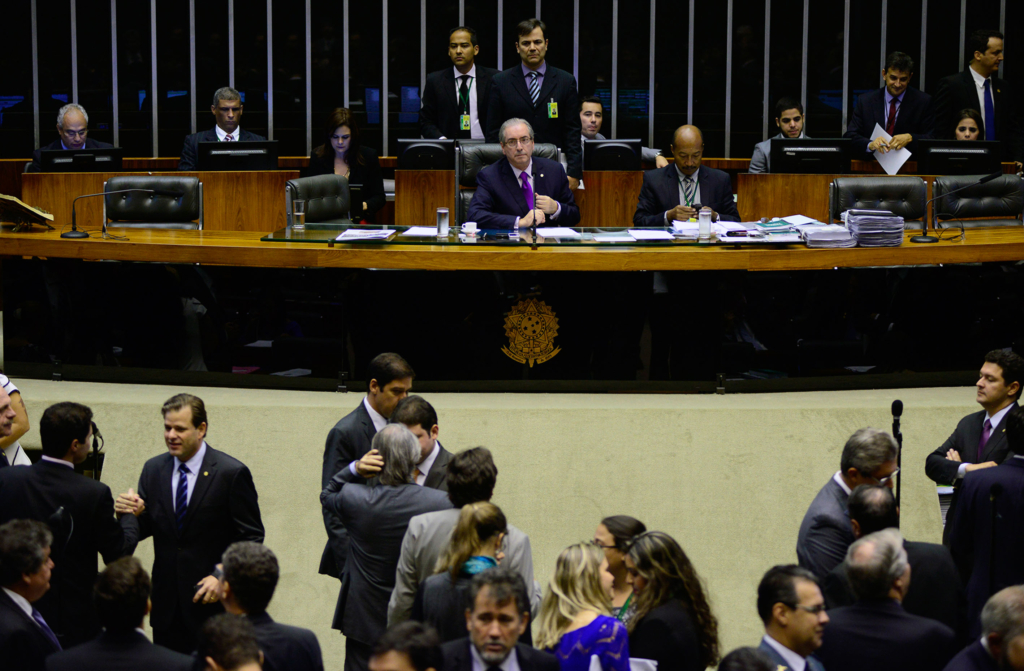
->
[460, 114, 471, 130]
[547, 101, 558, 118]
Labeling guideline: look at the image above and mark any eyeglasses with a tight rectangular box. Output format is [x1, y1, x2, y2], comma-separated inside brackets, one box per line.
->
[62, 129, 88, 138]
[503, 136, 533, 148]
[871, 468, 900, 485]
[787, 603, 827, 615]
[591, 540, 617, 550]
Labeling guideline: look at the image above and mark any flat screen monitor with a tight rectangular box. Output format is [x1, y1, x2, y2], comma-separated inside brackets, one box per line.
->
[583, 139, 642, 171]
[397, 139, 455, 170]
[770, 138, 851, 174]
[39, 147, 124, 172]
[916, 140, 1001, 175]
[349, 184, 364, 222]
[196, 141, 279, 171]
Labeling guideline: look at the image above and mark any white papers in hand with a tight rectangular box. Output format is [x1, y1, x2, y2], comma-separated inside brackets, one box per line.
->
[628, 229, 675, 240]
[335, 229, 393, 241]
[870, 123, 912, 176]
[780, 214, 820, 226]
[400, 226, 440, 237]
[535, 227, 582, 239]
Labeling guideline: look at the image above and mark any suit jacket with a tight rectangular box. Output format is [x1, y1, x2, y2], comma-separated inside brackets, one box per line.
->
[925, 404, 1018, 545]
[424, 443, 451, 491]
[844, 86, 935, 155]
[320, 467, 452, 644]
[0, 460, 139, 647]
[30, 138, 115, 172]
[796, 476, 855, 580]
[177, 127, 267, 171]
[303, 145, 387, 222]
[466, 156, 580, 230]
[43, 629, 193, 671]
[934, 68, 1023, 161]
[0, 589, 61, 671]
[441, 638, 559, 671]
[136, 444, 264, 637]
[485, 64, 583, 179]
[757, 637, 825, 671]
[629, 598, 705, 671]
[320, 401, 377, 579]
[388, 508, 539, 626]
[749, 133, 811, 174]
[633, 163, 740, 227]
[949, 457, 1024, 638]
[248, 611, 324, 671]
[941, 640, 998, 671]
[420, 66, 499, 140]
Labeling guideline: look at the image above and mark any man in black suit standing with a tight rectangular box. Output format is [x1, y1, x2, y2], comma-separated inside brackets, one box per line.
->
[485, 19, 582, 190]
[844, 52, 935, 157]
[29, 104, 114, 172]
[441, 569, 558, 671]
[944, 586, 1024, 671]
[177, 87, 267, 170]
[218, 542, 323, 671]
[814, 528, 957, 671]
[0, 519, 60, 671]
[420, 27, 498, 141]
[926, 350, 1023, 544]
[320, 352, 415, 581]
[391, 396, 451, 491]
[44, 557, 193, 671]
[115, 393, 264, 655]
[0, 402, 139, 648]
[370, 621, 442, 671]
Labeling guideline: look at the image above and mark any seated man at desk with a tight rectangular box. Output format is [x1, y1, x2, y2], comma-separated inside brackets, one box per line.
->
[467, 117, 579, 230]
[580, 95, 667, 167]
[844, 52, 934, 156]
[749, 97, 809, 173]
[178, 87, 266, 171]
[633, 124, 740, 226]
[30, 103, 113, 171]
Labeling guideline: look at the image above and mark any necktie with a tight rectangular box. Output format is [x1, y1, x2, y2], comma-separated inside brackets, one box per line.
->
[175, 463, 190, 531]
[978, 418, 993, 461]
[32, 607, 62, 650]
[413, 467, 422, 483]
[683, 176, 696, 205]
[458, 75, 472, 138]
[520, 172, 535, 211]
[225, 133, 234, 141]
[527, 71, 540, 105]
[0, 451, 9, 468]
[983, 79, 996, 141]
[885, 97, 898, 136]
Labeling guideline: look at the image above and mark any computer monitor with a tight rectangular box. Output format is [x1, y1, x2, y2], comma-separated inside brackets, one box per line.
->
[583, 139, 642, 171]
[770, 138, 851, 174]
[349, 184, 364, 222]
[397, 139, 455, 170]
[39, 147, 124, 172]
[916, 140, 1001, 175]
[196, 141, 279, 171]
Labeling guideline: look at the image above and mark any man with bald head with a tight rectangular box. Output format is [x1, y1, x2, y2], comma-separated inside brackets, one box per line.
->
[633, 124, 739, 227]
[30, 104, 113, 171]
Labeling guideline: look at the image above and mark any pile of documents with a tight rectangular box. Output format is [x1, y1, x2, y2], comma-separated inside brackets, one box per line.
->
[799, 224, 856, 248]
[842, 209, 905, 247]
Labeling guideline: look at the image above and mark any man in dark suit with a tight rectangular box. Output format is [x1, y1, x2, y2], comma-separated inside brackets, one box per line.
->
[934, 30, 1022, 162]
[756, 565, 828, 671]
[44, 556, 193, 671]
[926, 350, 1023, 545]
[114, 393, 264, 655]
[944, 586, 1024, 671]
[420, 27, 498, 141]
[391, 395, 451, 491]
[633, 124, 740, 226]
[797, 428, 899, 580]
[0, 519, 60, 671]
[321, 424, 452, 671]
[440, 569, 558, 671]
[485, 19, 582, 190]
[218, 542, 323, 671]
[29, 103, 114, 172]
[467, 117, 580, 230]
[845, 51, 935, 157]
[0, 402, 139, 648]
[320, 352, 415, 581]
[177, 86, 267, 170]
[814, 528, 957, 671]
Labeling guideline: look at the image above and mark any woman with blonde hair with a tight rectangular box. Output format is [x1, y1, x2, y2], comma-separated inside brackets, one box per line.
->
[412, 501, 506, 642]
[536, 543, 629, 671]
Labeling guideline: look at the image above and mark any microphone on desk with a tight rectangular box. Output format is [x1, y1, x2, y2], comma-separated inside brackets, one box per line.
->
[892, 399, 903, 512]
[910, 171, 1002, 244]
[62, 188, 185, 239]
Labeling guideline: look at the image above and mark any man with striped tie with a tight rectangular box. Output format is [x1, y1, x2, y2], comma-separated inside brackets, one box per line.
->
[177, 87, 267, 170]
[115, 393, 264, 655]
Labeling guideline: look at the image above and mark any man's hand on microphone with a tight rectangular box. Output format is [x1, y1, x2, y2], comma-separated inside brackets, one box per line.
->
[534, 195, 558, 215]
[520, 210, 546, 228]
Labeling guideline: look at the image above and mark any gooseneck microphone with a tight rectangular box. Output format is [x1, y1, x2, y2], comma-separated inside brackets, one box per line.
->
[911, 171, 1003, 244]
[62, 188, 185, 239]
[892, 400, 903, 511]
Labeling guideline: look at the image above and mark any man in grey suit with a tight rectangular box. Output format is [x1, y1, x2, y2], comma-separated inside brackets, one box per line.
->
[391, 396, 451, 491]
[797, 427, 899, 580]
[388, 447, 540, 627]
[321, 424, 452, 671]
[749, 97, 810, 173]
[579, 96, 667, 166]
[756, 565, 828, 671]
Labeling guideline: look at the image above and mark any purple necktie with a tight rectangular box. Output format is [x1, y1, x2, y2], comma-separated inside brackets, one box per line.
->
[32, 607, 61, 650]
[520, 172, 534, 211]
[978, 418, 993, 461]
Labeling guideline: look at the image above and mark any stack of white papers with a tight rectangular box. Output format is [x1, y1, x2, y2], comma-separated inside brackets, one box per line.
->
[842, 209, 905, 247]
[400, 226, 441, 237]
[799, 224, 857, 248]
[335, 229, 393, 241]
[535, 227, 582, 239]
[628, 229, 676, 241]
[671, 220, 699, 237]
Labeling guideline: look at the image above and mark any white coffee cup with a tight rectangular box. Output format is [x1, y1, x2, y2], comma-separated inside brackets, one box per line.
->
[461, 221, 478, 237]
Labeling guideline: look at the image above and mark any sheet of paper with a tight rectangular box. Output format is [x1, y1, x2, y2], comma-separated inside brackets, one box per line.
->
[400, 226, 440, 237]
[535, 227, 582, 239]
[592, 233, 636, 243]
[335, 229, 393, 241]
[781, 214, 819, 226]
[870, 123, 912, 176]
[628, 229, 675, 240]
[671, 220, 699, 234]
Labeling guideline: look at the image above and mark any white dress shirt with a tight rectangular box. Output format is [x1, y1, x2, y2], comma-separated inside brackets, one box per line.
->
[454, 65, 484, 140]
[957, 402, 1015, 478]
[349, 397, 389, 476]
[833, 470, 852, 495]
[2, 587, 34, 619]
[1, 374, 29, 466]
[510, 159, 561, 228]
[171, 441, 208, 506]
[762, 634, 807, 671]
[214, 125, 241, 142]
[970, 66, 996, 115]
[470, 643, 521, 671]
[40, 456, 74, 469]
[415, 441, 440, 486]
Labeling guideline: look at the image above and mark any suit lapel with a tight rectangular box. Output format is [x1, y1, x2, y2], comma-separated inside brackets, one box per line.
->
[423, 444, 449, 489]
[535, 68, 557, 108]
[156, 455, 177, 533]
[664, 166, 682, 208]
[0, 590, 59, 653]
[443, 69, 459, 110]
[510, 67, 537, 109]
[181, 446, 217, 535]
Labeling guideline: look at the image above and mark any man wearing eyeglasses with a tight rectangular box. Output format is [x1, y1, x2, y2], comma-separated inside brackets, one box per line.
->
[29, 103, 113, 172]
[467, 117, 579, 231]
[796, 427, 899, 581]
[756, 565, 828, 671]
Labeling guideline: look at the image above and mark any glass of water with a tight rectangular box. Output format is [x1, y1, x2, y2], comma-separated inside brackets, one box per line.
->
[292, 199, 307, 231]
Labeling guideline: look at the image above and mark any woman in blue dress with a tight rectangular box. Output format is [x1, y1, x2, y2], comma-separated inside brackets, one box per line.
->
[535, 543, 630, 671]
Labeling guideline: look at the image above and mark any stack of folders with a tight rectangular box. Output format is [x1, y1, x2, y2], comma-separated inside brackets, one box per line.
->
[799, 224, 856, 248]
[842, 209, 905, 247]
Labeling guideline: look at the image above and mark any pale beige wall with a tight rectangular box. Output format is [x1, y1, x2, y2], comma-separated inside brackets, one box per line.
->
[15, 380, 975, 670]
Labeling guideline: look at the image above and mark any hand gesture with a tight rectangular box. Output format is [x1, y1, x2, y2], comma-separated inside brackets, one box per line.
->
[356, 449, 384, 478]
[193, 575, 222, 604]
[535, 195, 558, 215]
[520, 210, 546, 228]
[668, 205, 697, 222]
[115, 488, 145, 517]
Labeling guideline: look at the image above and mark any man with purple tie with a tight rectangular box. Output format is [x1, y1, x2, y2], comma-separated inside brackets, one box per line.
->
[0, 519, 61, 671]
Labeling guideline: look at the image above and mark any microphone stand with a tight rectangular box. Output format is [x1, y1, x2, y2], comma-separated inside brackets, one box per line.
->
[892, 401, 903, 513]
[62, 188, 184, 239]
[911, 171, 1002, 244]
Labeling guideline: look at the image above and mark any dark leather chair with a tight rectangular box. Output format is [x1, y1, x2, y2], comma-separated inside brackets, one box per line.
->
[829, 176, 927, 228]
[103, 176, 203, 229]
[456, 142, 559, 223]
[933, 174, 1023, 228]
[285, 174, 351, 224]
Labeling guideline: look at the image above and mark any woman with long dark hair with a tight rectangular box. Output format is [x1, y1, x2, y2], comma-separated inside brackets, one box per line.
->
[306, 107, 386, 222]
[593, 515, 647, 626]
[954, 108, 984, 141]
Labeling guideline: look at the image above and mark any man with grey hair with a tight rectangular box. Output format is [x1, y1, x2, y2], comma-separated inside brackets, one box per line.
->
[0, 519, 60, 670]
[815, 528, 956, 671]
[945, 586, 1024, 671]
[30, 103, 113, 171]
[797, 427, 899, 580]
[177, 86, 266, 170]
[321, 423, 452, 671]
[466, 117, 579, 230]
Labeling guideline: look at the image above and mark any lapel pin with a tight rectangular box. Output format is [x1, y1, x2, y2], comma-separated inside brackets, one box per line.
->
[204, 471, 209, 476]
[540, 173, 544, 178]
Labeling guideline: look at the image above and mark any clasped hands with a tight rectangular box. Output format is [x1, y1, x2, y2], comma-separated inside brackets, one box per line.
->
[667, 205, 716, 222]
[520, 195, 558, 228]
[869, 133, 912, 153]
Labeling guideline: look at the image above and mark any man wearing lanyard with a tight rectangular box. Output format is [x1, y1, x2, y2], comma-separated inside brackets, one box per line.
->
[844, 52, 934, 156]
[419, 27, 498, 140]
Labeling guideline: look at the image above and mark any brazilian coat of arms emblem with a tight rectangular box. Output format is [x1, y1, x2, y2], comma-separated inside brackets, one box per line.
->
[501, 298, 561, 367]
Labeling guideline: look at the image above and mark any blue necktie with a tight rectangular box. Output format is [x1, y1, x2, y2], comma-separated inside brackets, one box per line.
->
[32, 607, 61, 650]
[175, 463, 190, 531]
[983, 79, 996, 141]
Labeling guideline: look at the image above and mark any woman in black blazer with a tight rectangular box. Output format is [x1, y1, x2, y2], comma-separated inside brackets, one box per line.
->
[624, 531, 720, 671]
[306, 108, 386, 222]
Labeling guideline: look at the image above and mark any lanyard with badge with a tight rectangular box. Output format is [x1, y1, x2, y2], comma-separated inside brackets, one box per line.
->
[678, 172, 699, 207]
[459, 77, 473, 131]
